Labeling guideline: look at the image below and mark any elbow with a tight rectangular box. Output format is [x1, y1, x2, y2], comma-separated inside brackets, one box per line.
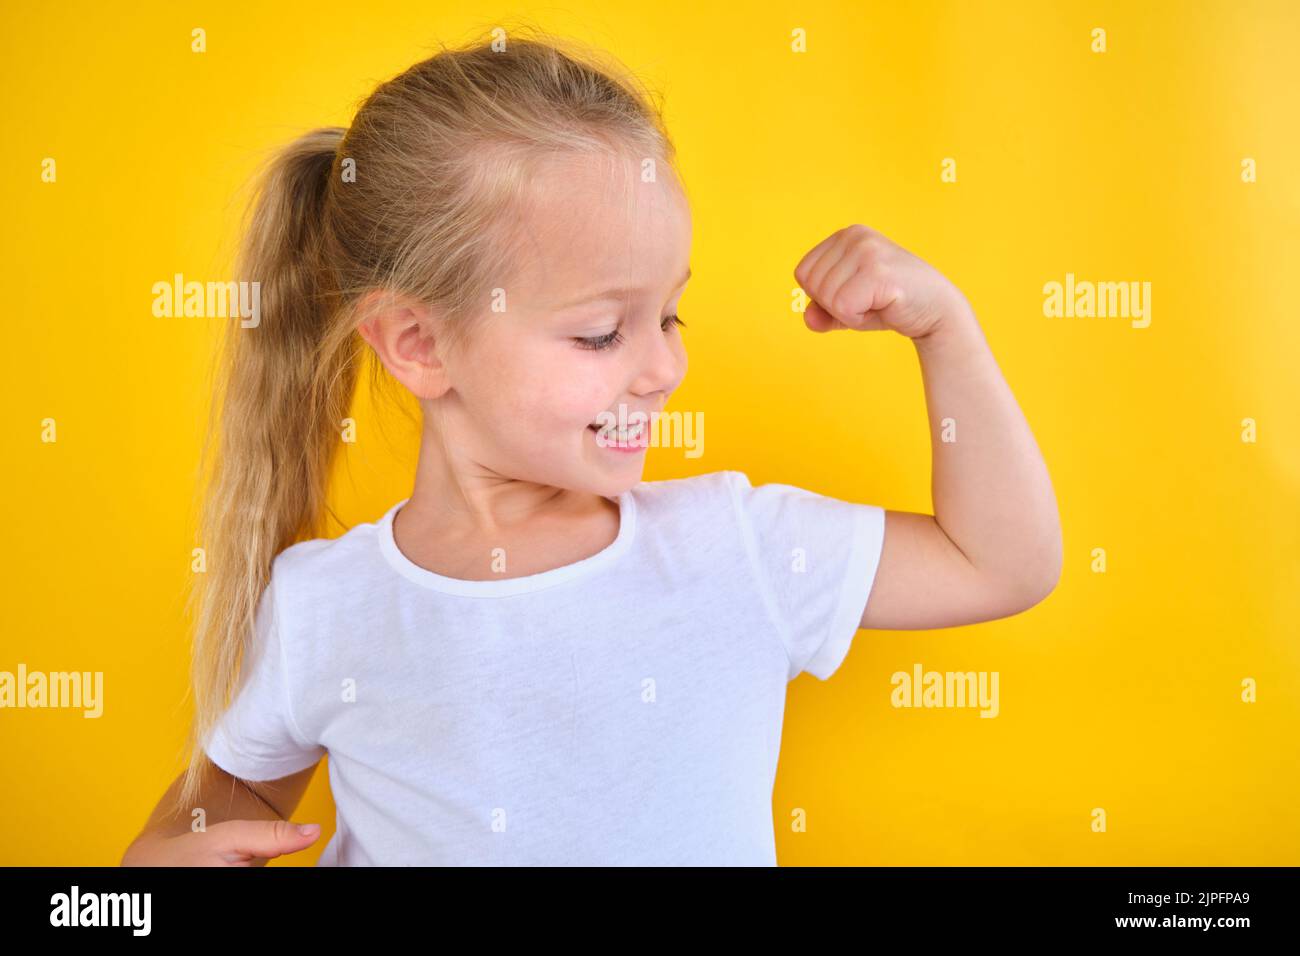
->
[996, 573, 1057, 618]
[1015, 532, 1063, 610]
[984, 530, 1061, 615]
[1020, 568, 1060, 611]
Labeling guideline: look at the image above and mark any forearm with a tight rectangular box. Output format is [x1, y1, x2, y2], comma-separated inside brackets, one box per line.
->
[134, 763, 283, 842]
[122, 760, 321, 866]
[913, 304, 1062, 596]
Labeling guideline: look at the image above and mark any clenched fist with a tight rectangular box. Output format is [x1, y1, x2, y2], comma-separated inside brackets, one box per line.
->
[794, 224, 971, 340]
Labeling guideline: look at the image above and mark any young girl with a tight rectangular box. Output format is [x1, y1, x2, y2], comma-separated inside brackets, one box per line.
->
[123, 31, 1060, 867]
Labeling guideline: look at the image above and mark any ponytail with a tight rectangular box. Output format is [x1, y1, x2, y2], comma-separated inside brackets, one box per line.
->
[177, 127, 360, 812]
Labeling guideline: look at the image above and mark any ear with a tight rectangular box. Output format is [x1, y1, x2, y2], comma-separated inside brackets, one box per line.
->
[355, 289, 452, 400]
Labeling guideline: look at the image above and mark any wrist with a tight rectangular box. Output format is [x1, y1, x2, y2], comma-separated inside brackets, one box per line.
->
[913, 298, 980, 356]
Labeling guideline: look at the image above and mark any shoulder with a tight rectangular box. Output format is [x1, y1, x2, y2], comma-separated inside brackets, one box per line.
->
[629, 469, 746, 518]
[630, 469, 833, 518]
[268, 502, 397, 603]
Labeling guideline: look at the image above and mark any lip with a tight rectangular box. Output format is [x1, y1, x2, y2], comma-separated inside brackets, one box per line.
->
[590, 410, 657, 425]
[588, 422, 649, 453]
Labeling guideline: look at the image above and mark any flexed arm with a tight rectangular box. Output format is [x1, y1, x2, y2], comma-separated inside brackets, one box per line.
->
[795, 225, 1062, 630]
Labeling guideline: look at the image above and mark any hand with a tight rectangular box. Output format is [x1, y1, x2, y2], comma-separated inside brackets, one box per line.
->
[794, 224, 971, 340]
[120, 819, 322, 867]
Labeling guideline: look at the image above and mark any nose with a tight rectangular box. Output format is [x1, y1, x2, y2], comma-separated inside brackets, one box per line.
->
[629, 320, 687, 399]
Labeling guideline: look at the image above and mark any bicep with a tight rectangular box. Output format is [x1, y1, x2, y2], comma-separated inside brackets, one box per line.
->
[859, 510, 1045, 630]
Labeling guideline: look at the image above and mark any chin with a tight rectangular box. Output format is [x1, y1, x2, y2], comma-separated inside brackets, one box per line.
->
[584, 469, 643, 498]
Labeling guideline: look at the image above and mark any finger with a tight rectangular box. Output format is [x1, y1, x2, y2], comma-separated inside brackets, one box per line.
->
[212, 819, 322, 862]
[794, 230, 841, 289]
[807, 297, 895, 333]
[801, 230, 852, 302]
[803, 300, 850, 332]
[832, 270, 908, 329]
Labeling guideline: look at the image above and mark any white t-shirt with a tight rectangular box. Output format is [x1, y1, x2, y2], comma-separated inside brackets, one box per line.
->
[203, 469, 886, 865]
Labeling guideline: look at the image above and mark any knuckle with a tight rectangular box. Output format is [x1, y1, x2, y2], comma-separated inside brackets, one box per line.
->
[856, 236, 883, 260]
[830, 286, 855, 317]
[849, 227, 886, 256]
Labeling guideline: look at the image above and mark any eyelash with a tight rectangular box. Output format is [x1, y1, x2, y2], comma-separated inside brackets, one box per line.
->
[574, 314, 686, 351]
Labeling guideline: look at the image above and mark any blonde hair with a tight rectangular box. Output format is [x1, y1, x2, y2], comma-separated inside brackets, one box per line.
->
[178, 26, 678, 813]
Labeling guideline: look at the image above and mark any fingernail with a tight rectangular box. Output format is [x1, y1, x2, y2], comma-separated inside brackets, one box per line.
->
[298, 824, 320, 836]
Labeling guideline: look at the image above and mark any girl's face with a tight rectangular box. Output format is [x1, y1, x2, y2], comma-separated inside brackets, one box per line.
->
[435, 150, 692, 498]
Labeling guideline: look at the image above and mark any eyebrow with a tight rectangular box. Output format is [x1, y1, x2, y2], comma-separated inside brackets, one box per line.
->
[557, 267, 692, 310]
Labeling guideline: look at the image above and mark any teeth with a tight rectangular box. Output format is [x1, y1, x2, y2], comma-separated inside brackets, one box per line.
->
[592, 421, 645, 438]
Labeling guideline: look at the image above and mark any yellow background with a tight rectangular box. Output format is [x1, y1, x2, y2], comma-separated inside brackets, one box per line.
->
[2, 1, 1297, 865]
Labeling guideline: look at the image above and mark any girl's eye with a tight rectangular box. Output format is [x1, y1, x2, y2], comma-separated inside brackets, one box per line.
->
[573, 329, 624, 351]
[573, 314, 686, 352]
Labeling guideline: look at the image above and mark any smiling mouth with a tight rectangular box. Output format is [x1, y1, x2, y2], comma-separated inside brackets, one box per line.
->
[588, 420, 648, 446]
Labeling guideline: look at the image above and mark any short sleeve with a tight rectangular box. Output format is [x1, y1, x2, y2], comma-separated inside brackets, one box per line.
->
[726, 470, 886, 682]
[202, 575, 325, 781]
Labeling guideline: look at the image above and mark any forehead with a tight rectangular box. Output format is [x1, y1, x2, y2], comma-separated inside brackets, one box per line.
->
[508, 150, 691, 309]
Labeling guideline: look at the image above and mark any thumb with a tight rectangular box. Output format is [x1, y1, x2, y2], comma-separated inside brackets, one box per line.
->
[803, 299, 851, 332]
[805, 299, 890, 333]
[213, 819, 322, 861]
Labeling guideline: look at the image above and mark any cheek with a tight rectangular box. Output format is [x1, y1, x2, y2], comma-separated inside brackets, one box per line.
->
[494, 351, 611, 433]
